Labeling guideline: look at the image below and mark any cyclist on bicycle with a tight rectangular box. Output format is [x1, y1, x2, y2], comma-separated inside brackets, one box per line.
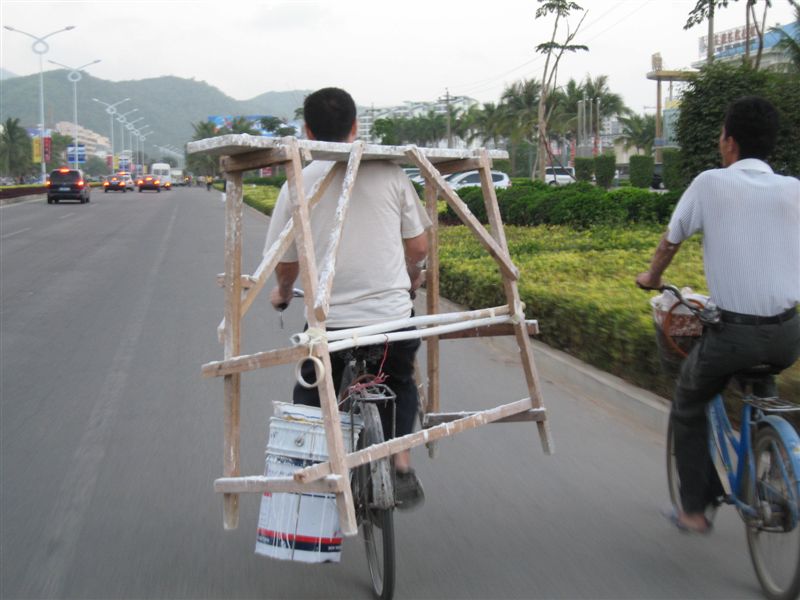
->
[636, 96, 800, 534]
[265, 87, 431, 510]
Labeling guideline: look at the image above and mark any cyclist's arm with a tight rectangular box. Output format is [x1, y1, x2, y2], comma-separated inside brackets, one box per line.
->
[636, 231, 682, 290]
[270, 261, 299, 309]
[403, 233, 428, 293]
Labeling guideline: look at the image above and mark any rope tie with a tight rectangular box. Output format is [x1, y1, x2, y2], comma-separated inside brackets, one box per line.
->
[294, 327, 327, 389]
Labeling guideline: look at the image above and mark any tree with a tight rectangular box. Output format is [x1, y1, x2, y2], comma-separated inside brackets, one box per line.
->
[45, 132, 73, 171]
[228, 116, 259, 135]
[615, 113, 656, 155]
[187, 120, 222, 176]
[771, 4, 800, 73]
[533, 0, 588, 180]
[83, 155, 108, 176]
[0, 117, 33, 181]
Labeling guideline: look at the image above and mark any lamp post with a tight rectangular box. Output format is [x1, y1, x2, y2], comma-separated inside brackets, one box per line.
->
[47, 58, 101, 168]
[4, 25, 76, 182]
[92, 97, 129, 172]
[126, 118, 144, 174]
[138, 127, 152, 172]
[116, 109, 138, 169]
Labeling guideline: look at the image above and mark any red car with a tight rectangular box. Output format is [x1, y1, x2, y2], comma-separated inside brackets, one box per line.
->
[103, 175, 127, 193]
[137, 175, 161, 192]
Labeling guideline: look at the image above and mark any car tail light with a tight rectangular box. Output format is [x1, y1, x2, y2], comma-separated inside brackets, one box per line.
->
[58, 167, 69, 173]
[77, 180, 84, 187]
[46, 180, 51, 186]
[103, 182, 109, 186]
[137, 179, 143, 185]
[154, 179, 160, 185]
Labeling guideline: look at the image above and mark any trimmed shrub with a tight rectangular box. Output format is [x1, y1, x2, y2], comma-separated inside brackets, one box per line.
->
[594, 153, 616, 189]
[662, 148, 685, 192]
[574, 157, 593, 182]
[630, 155, 654, 188]
[243, 175, 287, 188]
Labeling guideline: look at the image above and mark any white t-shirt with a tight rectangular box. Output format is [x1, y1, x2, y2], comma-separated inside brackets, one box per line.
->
[667, 158, 800, 315]
[264, 160, 432, 328]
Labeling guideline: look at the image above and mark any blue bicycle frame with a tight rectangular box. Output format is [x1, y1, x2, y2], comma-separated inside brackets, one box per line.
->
[708, 395, 800, 527]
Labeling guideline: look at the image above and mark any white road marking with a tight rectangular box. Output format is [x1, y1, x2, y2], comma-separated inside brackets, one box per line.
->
[1, 227, 31, 240]
[58, 213, 76, 219]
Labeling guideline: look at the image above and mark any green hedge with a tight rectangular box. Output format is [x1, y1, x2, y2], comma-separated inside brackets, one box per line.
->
[436, 225, 800, 401]
[662, 148, 685, 192]
[629, 155, 654, 188]
[442, 180, 673, 228]
[594, 153, 616, 189]
[574, 157, 593, 183]
[243, 175, 287, 188]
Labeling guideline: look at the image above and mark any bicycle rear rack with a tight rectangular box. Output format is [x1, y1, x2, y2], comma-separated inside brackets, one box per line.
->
[743, 396, 800, 413]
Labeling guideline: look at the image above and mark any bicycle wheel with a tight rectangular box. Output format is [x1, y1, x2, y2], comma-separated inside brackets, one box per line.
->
[666, 419, 684, 513]
[357, 403, 395, 600]
[744, 425, 800, 600]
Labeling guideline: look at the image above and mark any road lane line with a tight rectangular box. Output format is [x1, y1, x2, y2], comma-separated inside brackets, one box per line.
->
[19, 202, 180, 598]
[1, 227, 31, 240]
[58, 213, 76, 219]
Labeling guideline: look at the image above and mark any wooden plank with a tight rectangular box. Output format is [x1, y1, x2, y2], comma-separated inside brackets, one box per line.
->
[216, 273, 256, 289]
[222, 171, 244, 529]
[220, 147, 291, 172]
[214, 475, 344, 494]
[284, 139, 358, 536]
[314, 141, 364, 321]
[437, 321, 539, 340]
[433, 158, 483, 176]
[187, 134, 508, 162]
[406, 147, 519, 281]
[423, 181, 440, 458]
[293, 398, 537, 483]
[477, 151, 553, 454]
[202, 345, 309, 378]
[424, 409, 546, 427]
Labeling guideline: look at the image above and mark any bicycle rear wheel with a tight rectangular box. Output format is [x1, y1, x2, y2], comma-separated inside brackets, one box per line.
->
[744, 425, 800, 600]
[357, 403, 395, 600]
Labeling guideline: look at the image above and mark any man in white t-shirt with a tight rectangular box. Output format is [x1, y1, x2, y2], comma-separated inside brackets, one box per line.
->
[265, 87, 431, 509]
[637, 96, 800, 534]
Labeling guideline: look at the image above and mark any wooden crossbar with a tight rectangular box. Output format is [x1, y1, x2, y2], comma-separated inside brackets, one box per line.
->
[294, 398, 541, 484]
[214, 475, 344, 494]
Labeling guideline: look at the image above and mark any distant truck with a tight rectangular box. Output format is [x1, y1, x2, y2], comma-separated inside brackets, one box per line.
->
[150, 163, 172, 189]
[170, 168, 186, 186]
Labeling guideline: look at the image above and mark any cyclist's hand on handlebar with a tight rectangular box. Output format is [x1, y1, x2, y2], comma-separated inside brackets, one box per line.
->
[270, 286, 293, 311]
[635, 271, 662, 291]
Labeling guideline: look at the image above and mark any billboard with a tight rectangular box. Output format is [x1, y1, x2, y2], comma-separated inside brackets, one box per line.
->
[67, 145, 86, 164]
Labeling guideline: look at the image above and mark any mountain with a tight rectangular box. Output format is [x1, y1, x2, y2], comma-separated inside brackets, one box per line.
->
[1, 68, 18, 80]
[0, 71, 310, 152]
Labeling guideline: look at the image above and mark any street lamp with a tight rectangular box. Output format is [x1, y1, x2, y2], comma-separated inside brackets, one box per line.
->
[126, 118, 144, 174]
[4, 25, 76, 182]
[92, 97, 129, 172]
[48, 58, 101, 168]
[116, 108, 138, 167]
[138, 127, 152, 171]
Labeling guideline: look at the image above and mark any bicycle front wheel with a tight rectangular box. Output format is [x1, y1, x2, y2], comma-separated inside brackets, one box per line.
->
[357, 403, 395, 600]
[666, 419, 684, 513]
[745, 425, 800, 600]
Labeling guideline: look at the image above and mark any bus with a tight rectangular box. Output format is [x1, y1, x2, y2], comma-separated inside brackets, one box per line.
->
[150, 163, 172, 189]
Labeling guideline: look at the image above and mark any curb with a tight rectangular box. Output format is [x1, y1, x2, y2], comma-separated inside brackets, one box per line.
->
[0, 194, 45, 206]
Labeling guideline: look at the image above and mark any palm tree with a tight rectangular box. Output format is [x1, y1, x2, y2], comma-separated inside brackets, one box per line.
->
[0, 118, 33, 181]
[615, 113, 656, 155]
[192, 120, 220, 140]
[498, 79, 542, 174]
[228, 116, 259, 135]
[770, 5, 800, 73]
[189, 120, 223, 176]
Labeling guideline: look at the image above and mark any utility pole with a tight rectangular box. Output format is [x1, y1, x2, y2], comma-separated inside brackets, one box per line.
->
[444, 88, 452, 148]
[707, 1, 715, 63]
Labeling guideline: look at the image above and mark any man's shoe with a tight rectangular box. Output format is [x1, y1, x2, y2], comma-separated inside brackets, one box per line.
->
[394, 469, 425, 511]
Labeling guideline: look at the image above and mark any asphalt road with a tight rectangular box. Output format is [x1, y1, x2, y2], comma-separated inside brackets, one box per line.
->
[1, 185, 762, 599]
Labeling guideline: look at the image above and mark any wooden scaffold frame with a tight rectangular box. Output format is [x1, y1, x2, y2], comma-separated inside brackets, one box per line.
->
[188, 134, 554, 536]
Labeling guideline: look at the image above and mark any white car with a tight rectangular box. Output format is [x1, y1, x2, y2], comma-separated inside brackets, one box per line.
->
[445, 170, 511, 190]
[544, 166, 575, 186]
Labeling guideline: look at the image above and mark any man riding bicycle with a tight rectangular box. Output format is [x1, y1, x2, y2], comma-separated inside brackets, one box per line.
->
[637, 96, 800, 534]
[264, 87, 431, 510]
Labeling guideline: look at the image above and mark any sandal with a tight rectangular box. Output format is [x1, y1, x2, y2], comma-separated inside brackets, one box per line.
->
[662, 507, 713, 535]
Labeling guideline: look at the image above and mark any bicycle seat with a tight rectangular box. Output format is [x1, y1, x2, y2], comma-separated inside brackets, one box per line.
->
[733, 364, 781, 398]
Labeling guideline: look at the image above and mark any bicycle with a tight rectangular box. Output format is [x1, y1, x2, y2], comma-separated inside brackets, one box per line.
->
[280, 290, 397, 600]
[338, 346, 397, 600]
[654, 285, 800, 600]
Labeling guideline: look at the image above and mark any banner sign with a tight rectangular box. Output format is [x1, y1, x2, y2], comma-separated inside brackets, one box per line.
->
[67, 145, 87, 164]
[43, 137, 52, 163]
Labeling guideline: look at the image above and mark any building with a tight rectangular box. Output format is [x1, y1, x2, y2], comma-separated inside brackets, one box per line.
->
[54, 121, 109, 157]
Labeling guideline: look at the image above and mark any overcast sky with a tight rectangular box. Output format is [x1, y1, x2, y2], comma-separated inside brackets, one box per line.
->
[2, 0, 797, 115]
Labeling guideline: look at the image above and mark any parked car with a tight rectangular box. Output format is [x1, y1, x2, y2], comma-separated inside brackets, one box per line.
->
[544, 166, 575, 186]
[651, 163, 664, 190]
[103, 174, 127, 193]
[137, 175, 161, 192]
[46, 168, 90, 204]
[445, 170, 511, 190]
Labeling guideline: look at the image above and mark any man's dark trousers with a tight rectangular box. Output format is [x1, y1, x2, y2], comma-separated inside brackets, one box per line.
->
[672, 311, 800, 513]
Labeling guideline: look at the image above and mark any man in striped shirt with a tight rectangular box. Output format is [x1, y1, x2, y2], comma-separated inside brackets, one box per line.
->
[637, 96, 800, 534]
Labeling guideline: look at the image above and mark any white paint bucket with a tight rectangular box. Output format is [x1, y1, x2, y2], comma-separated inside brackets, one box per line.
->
[255, 402, 362, 563]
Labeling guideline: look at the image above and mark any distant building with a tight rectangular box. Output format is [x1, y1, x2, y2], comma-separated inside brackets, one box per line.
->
[693, 20, 799, 69]
[54, 122, 109, 157]
[357, 96, 479, 147]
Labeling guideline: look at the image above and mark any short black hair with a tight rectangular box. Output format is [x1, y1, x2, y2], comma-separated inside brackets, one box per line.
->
[723, 96, 779, 160]
[303, 87, 356, 142]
